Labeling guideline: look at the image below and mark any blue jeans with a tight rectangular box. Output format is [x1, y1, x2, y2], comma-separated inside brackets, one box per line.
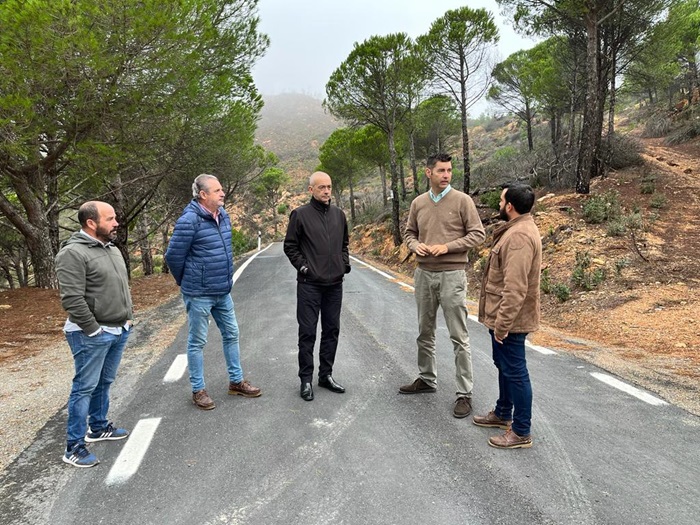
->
[182, 293, 242, 392]
[65, 329, 130, 448]
[490, 331, 533, 436]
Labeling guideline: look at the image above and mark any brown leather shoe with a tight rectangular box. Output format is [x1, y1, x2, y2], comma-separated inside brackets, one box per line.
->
[399, 378, 437, 394]
[228, 379, 262, 398]
[488, 428, 532, 449]
[472, 411, 512, 429]
[192, 389, 215, 410]
[453, 396, 472, 418]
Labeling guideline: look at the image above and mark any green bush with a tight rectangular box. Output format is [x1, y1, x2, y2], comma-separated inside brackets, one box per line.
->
[231, 227, 256, 257]
[640, 181, 655, 194]
[615, 257, 630, 276]
[649, 193, 667, 209]
[605, 134, 644, 170]
[606, 219, 627, 237]
[641, 114, 673, 138]
[582, 191, 621, 224]
[552, 283, 571, 302]
[571, 251, 606, 290]
[625, 211, 644, 231]
[540, 268, 552, 294]
[479, 190, 502, 210]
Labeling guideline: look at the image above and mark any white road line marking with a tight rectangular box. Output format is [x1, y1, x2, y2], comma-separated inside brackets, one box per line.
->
[234, 244, 272, 285]
[351, 255, 559, 356]
[526, 342, 558, 355]
[105, 417, 162, 486]
[163, 354, 188, 383]
[349, 255, 414, 290]
[590, 372, 668, 406]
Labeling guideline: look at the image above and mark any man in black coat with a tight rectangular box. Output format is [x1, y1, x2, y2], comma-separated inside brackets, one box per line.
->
[283, 171, 351, 401]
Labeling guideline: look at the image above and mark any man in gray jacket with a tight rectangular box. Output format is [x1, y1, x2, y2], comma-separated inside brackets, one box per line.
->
[55, 201, 133, 468]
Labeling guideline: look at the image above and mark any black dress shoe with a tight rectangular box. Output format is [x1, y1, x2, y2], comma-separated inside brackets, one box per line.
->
[300, 382, 314, 401]
[318, 376, 345, 393]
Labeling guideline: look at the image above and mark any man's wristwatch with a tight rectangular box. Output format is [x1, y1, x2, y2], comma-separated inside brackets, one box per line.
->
[300, 266, 309, 275]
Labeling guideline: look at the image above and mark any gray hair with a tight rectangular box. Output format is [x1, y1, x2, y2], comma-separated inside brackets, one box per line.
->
[192, 174, 219, 199]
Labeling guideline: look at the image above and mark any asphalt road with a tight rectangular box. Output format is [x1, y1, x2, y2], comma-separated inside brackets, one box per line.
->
[1, 242, 698, 524]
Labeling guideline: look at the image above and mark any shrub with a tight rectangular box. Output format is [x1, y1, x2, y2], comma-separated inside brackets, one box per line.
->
[649, 193, 667, 209]
[604, 134, 644, 170]
[552, 283, 571, 302]
[540, 268, 552, 294]
[480, 190, 502, 210]
[582, 191, 621, 224]
[640, 181, 655, 194]
[625, 211, 644, 231]
[641, 113, 673, 138]
[231, 227, 256, 257]
[606, 219, 627, 237]
[571, 251, 606, 290]
[615, 257, 630, 276]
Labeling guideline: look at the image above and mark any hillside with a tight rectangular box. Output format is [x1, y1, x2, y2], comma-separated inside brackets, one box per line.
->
[256, 93, 339, 182]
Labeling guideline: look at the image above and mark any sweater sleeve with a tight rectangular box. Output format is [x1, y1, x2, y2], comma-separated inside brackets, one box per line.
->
[445, 195, 485, 253]
[404, 199, 420, 252]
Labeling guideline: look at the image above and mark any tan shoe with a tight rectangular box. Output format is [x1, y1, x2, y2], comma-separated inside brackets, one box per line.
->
[472, 411, 512, 429]
[192, 389, 215, 410]
[488, 428, 532, 449]
[453, 397, 472, 418]
[228, 379, 262, 398]
[399, 378, 436, 394]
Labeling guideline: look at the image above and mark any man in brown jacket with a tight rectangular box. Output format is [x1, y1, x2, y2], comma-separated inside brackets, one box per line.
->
[474, 184, 541, 449]
[400, 153, 485, 419]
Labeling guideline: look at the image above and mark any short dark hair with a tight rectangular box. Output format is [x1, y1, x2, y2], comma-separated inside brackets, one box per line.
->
[504, 184, 535, 214]
[427, 153, 452, 169]
[77, 202, 99, 227]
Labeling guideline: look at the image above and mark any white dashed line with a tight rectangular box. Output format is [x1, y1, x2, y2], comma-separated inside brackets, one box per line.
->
[590, 372, 668, 406]
[105, 417, 162, 486]
[350, 256, 414, 290]
[526, 342, 558, 355]
[163, 354, 188, 383]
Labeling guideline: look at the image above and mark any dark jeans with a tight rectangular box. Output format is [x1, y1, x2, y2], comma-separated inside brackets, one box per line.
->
[297, 282, 343, 382]
[490, 330, 533, 436]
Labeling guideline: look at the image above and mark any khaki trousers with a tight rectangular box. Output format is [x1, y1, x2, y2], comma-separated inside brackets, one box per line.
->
[414, 268, 473, 396]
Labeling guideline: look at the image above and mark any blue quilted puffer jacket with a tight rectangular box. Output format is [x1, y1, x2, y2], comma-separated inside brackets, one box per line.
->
[164, 200, 234, 296]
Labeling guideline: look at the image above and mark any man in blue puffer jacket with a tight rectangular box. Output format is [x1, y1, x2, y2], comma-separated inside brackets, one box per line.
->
[165, 174, 261, 410]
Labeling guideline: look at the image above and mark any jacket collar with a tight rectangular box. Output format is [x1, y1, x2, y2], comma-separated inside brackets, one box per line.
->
[493, 213, 533, 243]
[310, 196, 331, 211]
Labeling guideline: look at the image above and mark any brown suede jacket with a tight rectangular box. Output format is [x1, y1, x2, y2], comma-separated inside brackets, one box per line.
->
[478, 213, 542, 340]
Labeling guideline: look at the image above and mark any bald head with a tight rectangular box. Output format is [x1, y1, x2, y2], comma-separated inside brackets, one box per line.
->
[308, 171, 332, 204]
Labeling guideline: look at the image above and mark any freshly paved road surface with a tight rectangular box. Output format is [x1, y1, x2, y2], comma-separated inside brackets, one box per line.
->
[1, 242, 698, 524]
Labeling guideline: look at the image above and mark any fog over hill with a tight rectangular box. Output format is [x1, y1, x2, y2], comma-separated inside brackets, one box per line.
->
[256, 93, 340, 179]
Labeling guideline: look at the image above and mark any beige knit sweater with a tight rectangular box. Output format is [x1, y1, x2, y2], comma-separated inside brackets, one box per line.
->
[404, 188, 485, 271]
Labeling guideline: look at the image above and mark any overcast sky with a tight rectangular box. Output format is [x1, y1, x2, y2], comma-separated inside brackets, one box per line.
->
[252, 0, 535, 113]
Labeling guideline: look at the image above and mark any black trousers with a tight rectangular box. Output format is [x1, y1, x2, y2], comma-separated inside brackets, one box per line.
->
[296, 281, 343, 382]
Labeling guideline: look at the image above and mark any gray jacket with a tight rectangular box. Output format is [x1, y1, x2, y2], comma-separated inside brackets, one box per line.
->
[55, 232, 133, 334]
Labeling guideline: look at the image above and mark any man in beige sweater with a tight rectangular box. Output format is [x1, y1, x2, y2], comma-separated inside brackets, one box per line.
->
[400, 153, 485, 419]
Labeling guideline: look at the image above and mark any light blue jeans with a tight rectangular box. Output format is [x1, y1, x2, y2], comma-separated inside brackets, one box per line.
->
[65, 329, 130, 448]
[182, 293, 243, 392]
